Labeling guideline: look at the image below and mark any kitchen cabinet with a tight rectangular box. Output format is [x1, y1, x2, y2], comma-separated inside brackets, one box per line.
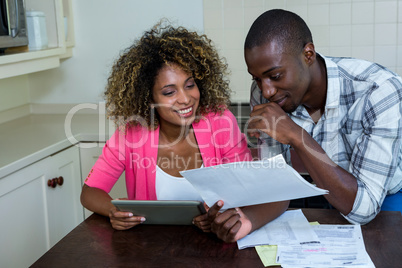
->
[0, 0, 75, 79]
[80, 142, 127, 219]
[46, 145, 83, 246]
[0, 146, 83, 268]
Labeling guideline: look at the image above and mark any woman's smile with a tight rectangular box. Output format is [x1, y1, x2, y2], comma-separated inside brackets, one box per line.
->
[176, 106, 194, 116]
[152, 63, 200, 127]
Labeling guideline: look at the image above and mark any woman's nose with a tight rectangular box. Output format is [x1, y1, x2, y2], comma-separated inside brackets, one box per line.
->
[177, 89, 190, 104]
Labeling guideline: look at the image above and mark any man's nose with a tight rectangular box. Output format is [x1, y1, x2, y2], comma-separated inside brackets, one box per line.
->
[260, 81, 277, 100]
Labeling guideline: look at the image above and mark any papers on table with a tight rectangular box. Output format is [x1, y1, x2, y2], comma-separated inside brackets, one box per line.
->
[180, 155, 328, 210]
[239, 210, 374, 268]
[276, 224, 375, 268]
[255, 245, 280, 267]
[237, 210, 319, 249]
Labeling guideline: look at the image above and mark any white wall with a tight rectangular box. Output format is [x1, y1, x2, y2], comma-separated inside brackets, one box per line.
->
[4, 0, 402, 109]
[204, 0, 402, 103]
[28, 0, 204, 104]
[0, 76, 30, 112]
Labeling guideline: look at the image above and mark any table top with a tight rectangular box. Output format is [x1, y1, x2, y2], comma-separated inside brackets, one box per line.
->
[31, 209, 402, 268]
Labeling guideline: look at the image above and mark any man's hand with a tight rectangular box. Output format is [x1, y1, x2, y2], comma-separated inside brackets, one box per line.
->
[206, 200, 252, 243]
[248, 102, 301, 145]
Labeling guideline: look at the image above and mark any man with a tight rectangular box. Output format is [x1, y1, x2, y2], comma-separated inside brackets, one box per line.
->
[245, 9, 402, 224]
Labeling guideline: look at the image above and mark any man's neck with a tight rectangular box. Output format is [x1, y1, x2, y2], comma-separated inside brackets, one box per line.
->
[303, 54, 328, 122]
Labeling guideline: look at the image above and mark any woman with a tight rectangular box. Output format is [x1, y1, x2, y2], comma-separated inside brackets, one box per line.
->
[81, 22, 289, 243]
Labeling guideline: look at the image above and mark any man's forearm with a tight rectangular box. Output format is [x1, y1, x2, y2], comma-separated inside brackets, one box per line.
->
[290, 130, 358, 215]
[242, 200, 289, 232]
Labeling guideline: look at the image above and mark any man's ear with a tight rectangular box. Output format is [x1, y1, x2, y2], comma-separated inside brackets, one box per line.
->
[303, 42, 316, 66]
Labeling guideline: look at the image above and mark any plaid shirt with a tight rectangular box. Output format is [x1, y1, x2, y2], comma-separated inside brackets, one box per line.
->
[250, 54, 402, 224]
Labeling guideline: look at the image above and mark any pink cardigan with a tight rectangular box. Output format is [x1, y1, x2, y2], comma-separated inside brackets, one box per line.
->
[85, 110, 252, 200]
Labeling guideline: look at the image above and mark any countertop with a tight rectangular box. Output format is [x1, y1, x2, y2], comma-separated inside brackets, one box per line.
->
[0, 113, 115, 178]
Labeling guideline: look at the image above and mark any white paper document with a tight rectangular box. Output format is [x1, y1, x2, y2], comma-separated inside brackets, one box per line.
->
[277, 224, 375, 268]
[180, 155, 328, 210]
[237, 210, 319, 250]
[239, 210, 374, 267]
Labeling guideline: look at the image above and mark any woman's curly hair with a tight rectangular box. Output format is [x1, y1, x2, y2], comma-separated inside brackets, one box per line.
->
[105, 21, 231, 131]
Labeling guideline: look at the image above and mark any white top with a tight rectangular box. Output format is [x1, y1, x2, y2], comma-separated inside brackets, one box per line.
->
[155, 165, 203, 202]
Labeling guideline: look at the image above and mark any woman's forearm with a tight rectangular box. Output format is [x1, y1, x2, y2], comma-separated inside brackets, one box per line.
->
[80, 184, 115, 217]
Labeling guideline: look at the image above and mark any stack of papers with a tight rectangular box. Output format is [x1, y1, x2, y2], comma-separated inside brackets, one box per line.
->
[180, 156, 373, 267]
[240, 210, 375, 268]
[180, 155, 328, 209]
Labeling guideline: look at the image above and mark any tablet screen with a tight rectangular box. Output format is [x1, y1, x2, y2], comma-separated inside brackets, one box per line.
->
[111, 200, 207, 225]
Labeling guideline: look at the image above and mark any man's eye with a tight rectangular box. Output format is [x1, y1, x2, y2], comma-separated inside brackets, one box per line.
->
[271, 74, 281, 80]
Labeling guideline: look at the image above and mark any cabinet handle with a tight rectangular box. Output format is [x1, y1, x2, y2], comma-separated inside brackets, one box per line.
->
[47, 176, 64, 188]
[57, 176, 64, 186]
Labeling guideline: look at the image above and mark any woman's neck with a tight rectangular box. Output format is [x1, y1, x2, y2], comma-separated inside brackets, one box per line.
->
[159, 122, 192, 145]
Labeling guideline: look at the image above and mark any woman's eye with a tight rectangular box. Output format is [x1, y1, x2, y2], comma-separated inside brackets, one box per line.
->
[162, 91, 174, 96]
[186, 83, 195, 88]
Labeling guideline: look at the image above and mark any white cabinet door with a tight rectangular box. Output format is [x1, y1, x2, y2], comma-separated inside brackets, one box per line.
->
[79, 142, 127, 218]
[0, 146, 84, 268]
[0, 157, 50, 268]
[46, 146, 83, 247]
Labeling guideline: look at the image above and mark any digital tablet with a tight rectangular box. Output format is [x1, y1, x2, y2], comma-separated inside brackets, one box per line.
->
[111, 200, 207, 225]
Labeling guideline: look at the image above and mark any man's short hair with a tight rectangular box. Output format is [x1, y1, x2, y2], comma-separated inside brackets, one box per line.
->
[245, 9, 313, 54]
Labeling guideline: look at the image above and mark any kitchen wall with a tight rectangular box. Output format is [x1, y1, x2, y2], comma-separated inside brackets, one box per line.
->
[28, 0, 204, 105]
[204, 0, 402, 102]
[0, 0, 204, 114]
[0, 76, 30, 112]
[2, 0, 402, 113]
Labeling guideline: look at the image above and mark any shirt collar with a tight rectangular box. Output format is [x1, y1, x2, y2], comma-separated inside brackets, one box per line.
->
[290, 53, 340, 120]
[320, 53, 341, 110]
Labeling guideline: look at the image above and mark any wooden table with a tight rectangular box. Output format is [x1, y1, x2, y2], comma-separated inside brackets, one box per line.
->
[31, 209, 401, 268]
